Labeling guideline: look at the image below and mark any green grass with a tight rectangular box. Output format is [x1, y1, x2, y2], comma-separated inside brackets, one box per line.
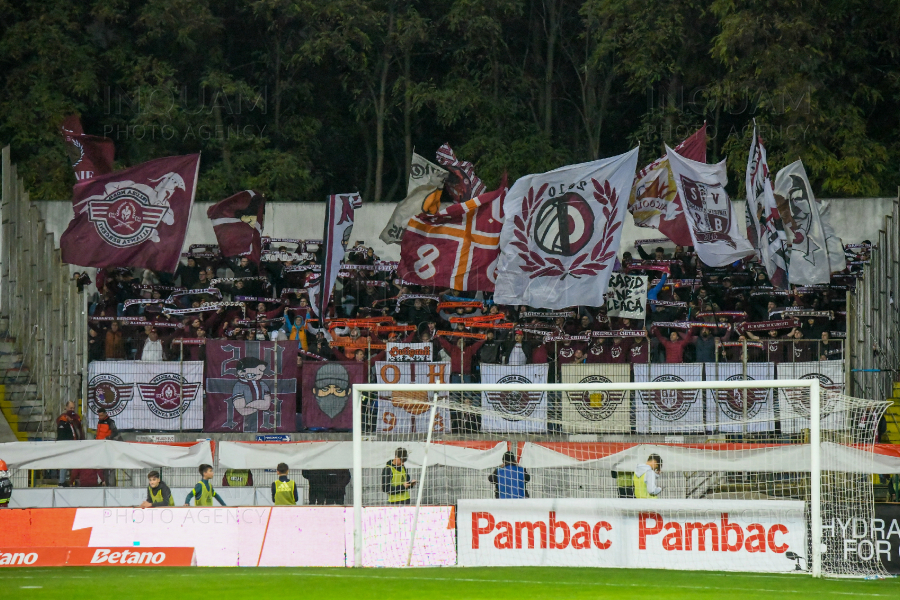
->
[2, 567, 899, 599]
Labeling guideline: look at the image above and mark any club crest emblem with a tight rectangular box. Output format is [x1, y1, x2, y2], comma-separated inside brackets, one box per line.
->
[567, 375, 626, 421]
[680, 175, 735, 247]
[138, 373, 200, 419]
[639, 374, 700, 421]
[484, 374, 543, 418]
[712, 374, 769, 421]
[88, 374, 133, 417]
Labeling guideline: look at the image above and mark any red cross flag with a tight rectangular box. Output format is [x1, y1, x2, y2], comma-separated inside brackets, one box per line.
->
[398, 181, 506, 292]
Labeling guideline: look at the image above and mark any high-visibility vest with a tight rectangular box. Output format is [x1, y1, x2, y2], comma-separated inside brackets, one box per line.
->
[274, 479, 296, 505]
[388, 464, 410, 503]
[195, 480, 215, 506]
[633, 471, 654, 499]
[148, 484, 174, 506]
[225, 470, 250, 486]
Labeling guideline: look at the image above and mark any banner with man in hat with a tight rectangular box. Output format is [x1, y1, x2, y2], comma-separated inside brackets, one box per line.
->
[301, 361, 365, 429]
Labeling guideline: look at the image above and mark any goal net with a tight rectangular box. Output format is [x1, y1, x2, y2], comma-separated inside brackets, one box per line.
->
[351, 375, 889, 577]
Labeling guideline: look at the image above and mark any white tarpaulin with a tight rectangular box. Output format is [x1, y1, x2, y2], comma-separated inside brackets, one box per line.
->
[494, 149, 639, 309]
[667, 145, 755, 267]
[560, 363, 631, 433]
[480, 364, 549, 433]
[458, 498, 806, 572]
[219, 440, 508, 470]
[519, 441, 892, 473]
[374, 361, 451, 434]
[634, 363, 704, 433]
[0, 440, 212, 469]
[703, 362, 776, 432]
[86, 361, 204, 430]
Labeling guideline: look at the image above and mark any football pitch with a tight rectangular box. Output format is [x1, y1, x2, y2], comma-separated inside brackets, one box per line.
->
[2, 567, 898, 599]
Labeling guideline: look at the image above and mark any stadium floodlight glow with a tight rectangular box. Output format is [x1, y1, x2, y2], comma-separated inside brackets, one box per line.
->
[352, 378, 889, 577]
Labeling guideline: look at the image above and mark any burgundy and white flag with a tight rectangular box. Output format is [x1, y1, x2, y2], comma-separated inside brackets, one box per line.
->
[666, 145, 754, 267]
[315, 193, 362, 317]
[745, 121, 789, 288]
[398, 181, 506, 292]
[773, 160, 831, 285]
[495, 148, 639, 309]
[629, 124, 706, 246]
[61, 154, 200, 272]
[60, 115, 115, 182]
[436, 143, 486, 204]
[207, 190, 266, 264]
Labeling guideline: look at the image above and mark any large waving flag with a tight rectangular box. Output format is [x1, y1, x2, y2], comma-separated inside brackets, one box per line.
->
[316, 193, 362, 317]
[60, 154, 200, 272]
[436, 143, 486, 204]
[495, 149, 639, 309]
[773, 161, 831, 285]
[60, 115, 115, 182]
[667, 145, 754, 267]
[629, 124, 706, 246]
[379, 153, 447, 245]
[745, 121, 789, 288]
[207, 190, 266, 264]
[398, 179, 506, 292]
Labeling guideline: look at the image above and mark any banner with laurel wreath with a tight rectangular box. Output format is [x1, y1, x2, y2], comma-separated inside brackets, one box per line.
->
[494, 148, 639, 309]
[560, 363, 631, 433]
[86, 361, 204, 430]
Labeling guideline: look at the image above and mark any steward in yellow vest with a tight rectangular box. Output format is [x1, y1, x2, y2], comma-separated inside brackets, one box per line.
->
[141, 470, 173, 507]
[272, 463, 299, 505]
[381, 447, 416, 504]
[633, 454, 663, 499]
[184, 464, 227, 507]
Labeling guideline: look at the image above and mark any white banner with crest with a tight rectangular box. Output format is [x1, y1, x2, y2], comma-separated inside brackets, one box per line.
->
[703, 362, 776, 432]
[560, 363, 631, 433]
[634, 363, 703, 433]
[480, 364, 549, 433]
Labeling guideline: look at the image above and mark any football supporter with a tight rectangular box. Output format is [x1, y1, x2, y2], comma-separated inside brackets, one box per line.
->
[382, 447, 416, 504]
[271, 462, 299, 505]
[436, 334, 484, 383]
[488, 451, 530, 499]
[184, 464, 227, 506]
[633, 454, 663, 498]
[138, 328, 166, 361]
[502, 329, 534, 365]
[0, 460, 11, 508]
[104, 320, 127, 359]
[95, 408, 122, 440]
[651, 326, 694, 363]
[56, 400, 84, 487]
[141, 470, 173, 507]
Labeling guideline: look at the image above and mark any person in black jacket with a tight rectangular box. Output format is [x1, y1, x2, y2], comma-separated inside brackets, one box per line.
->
[0, 460, 11, 508]
[381, 448, 416, 504]
[301, 469, 351, 505]
[501, 330, 534, 365]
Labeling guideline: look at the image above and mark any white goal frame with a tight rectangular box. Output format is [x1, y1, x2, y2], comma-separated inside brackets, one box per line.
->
[352, 379, 823, 575]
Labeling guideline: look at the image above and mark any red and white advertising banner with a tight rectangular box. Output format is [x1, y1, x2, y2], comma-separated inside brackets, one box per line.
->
[385, 341, 433, 362]
[480, 364, 548, 433]
[458, 498, 806, 572]
[703, 362, 776, 432]
[375, 361, 451, 433]
[87, 361, 204, 430]
[777, 360, 846, 433]
[1, 507, 455, 568]
[0, 440, 212, 470]
[634, 363, 703, 434]
[560, 363, 630, 433]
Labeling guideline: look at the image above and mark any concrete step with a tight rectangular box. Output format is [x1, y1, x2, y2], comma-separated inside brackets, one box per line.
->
[3, 383, 38, 394]
[0, 355, 23, 369]
[0, 341, 18, 354]
[0, 370, 32, 384]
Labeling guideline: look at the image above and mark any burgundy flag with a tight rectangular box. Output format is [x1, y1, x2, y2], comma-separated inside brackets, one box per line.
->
[436, 143, 486, 204]
[60, 154, 200, 272]
[301, 361, 366, 429]
[207, 190, 266, 264]
[60, 115, 115, 181]
[315, 193, 362, 317]
[398, 181, 506, 292]
[204, 340, 298, 433]
[629, 124, 706, 246]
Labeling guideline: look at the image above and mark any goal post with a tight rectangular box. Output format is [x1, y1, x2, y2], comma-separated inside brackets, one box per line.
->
[351, 378, 888, 576]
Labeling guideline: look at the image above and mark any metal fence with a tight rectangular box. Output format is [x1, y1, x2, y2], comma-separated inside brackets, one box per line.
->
[1, 146, 87, 437]
[848, 195, 900, 402]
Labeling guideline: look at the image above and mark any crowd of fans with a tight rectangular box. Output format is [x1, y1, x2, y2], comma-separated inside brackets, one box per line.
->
[79, 239, 868, 381]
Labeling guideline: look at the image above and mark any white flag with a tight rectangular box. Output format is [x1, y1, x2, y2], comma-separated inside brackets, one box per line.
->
[379, 153, 448, 245]
[745, 123, 789, 288]
[494, 148, 639, 309]
[667, 145, 755, 267]
[818, 200, 847, 273]
[773, 160, 830, 285]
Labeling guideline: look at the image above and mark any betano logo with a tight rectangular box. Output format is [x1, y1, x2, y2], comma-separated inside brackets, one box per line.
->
[90, 549, 167, 565]
[471, 511, 792, 554]
[0, 552, 38, 565]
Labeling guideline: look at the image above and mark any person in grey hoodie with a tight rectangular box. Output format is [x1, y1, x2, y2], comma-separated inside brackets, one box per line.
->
[633, 454, 663, 498]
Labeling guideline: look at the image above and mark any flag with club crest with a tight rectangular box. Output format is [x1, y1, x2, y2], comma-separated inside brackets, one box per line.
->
[60, 115, 115, 182]
[628, 124, 706, 246]
[60, 154, 200, 272]
[436, 143, 486, 204]
[207, 190, 266, 264]
[773, 161, 831, 285]
[398, 180, 506, 292]
[745, 121, 789, 288]
[666, 145, 755, 267]
[380, 153, 447, 244]
[494, 148, 640, 309]
[315, 193, 362, 317]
